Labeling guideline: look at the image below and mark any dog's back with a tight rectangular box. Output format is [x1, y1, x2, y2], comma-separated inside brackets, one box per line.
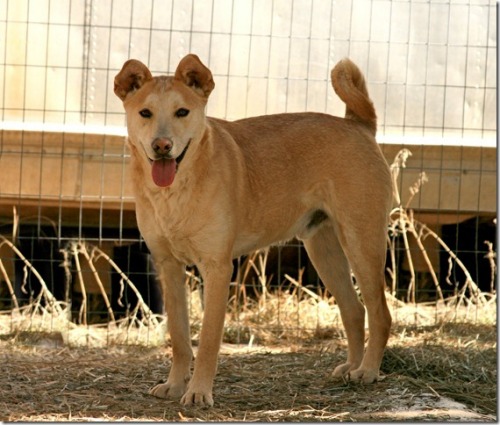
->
[211, 58, 382, 173]
[203, 60, 391, 257]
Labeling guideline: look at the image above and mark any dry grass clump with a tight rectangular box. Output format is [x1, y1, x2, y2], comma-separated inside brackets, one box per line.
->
[387, 323, 497, 413]
[0, 304, 167, 348]
[0, 235, 496, 348]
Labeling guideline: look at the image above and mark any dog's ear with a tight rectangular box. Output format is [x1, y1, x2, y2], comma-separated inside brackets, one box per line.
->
[114, 59, 153, 101]
[174, 54, 215, 98]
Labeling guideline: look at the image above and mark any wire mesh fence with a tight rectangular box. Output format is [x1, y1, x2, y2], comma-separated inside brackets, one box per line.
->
[0, 0, 496, 346]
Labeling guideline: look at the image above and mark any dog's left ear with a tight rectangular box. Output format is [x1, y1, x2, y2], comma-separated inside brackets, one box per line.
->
[114, 59, 153, 101]
[174, 54, 215, 98]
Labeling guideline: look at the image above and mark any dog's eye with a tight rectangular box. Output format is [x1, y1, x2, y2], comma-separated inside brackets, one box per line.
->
[139, 109, 152, 118]
[175, 108, 190, 118]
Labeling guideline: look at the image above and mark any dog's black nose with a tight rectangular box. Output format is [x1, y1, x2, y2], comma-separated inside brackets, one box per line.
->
[152, 138, 173, 156]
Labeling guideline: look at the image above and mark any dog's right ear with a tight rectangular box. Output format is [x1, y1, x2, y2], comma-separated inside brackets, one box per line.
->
[174, 54, 215, 98]
[114, 59, 153, 101]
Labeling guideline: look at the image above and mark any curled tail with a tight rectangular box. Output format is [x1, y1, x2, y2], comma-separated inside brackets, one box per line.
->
[331, 58, 377, 135]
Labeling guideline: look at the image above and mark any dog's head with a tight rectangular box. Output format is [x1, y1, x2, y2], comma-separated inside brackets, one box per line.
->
[114, 54, 214, 187]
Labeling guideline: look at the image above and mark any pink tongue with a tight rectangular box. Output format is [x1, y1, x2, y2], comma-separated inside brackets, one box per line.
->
[151, 158, 176, 187]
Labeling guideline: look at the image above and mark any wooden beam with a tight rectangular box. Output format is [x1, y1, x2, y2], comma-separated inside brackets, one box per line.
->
[0, 130, 496, 228]
[381, 144, 496, 215]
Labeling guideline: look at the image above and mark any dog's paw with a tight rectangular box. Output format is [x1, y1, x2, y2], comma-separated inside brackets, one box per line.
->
[149, 381, 186, 400]
[180, 386, 214, 407]
[348, 367, 379, 384]
[332, 362, 355, 379]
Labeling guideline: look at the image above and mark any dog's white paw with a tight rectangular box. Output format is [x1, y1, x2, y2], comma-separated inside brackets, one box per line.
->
[349, 367, 379, 383]
[149, 381, 186, 400]
[332, 362, 355, 379]
[180, 387, 214, 407]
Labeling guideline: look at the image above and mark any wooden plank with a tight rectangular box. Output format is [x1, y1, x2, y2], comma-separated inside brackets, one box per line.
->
[0, 130, 136, 227]
[381, 144, 496, 215]
[0, 131, 496, 229]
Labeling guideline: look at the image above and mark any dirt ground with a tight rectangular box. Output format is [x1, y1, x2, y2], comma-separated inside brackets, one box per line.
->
[0, 322, 496, 422]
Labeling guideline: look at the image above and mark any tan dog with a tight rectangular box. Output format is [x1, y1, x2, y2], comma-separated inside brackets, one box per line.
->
[114, 54, 393, 407]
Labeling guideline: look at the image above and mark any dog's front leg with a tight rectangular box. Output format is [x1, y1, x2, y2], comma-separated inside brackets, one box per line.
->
[150, 259, 193, 400]
[181, 260, 232, 407]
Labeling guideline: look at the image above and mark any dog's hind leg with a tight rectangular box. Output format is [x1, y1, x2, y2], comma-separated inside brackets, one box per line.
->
[333, 215, 391, 384]
[344, 226, 391, 383]
[149, 259, 193, 400]
[304, 214, 391, 383]
[302, 225, 366, 378]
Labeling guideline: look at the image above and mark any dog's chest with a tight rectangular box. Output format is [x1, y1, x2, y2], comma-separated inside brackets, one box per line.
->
[136, 187, 224, 264]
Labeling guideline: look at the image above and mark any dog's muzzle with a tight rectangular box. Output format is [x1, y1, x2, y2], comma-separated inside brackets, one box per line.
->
[149, 139, 191, 187]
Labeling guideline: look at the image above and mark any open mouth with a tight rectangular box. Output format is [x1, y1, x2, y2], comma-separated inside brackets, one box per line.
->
[148, 140, 191, 187]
